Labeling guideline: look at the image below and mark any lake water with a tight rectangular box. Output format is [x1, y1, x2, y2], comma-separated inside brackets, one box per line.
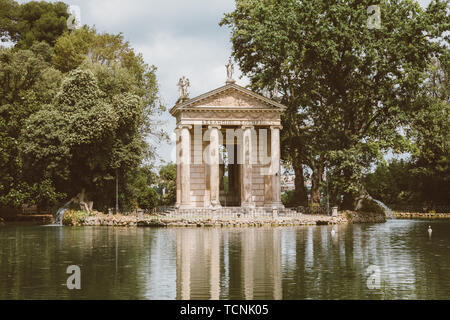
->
[0, 219, 449, 300]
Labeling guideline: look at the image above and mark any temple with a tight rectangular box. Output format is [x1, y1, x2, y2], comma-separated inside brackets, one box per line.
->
[170, 61, 286, 210]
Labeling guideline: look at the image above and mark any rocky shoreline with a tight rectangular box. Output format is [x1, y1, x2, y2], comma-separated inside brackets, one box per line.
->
[61, 210, 386, 227]
[5, 211, 449, 228]
[394, 211, 450, 219]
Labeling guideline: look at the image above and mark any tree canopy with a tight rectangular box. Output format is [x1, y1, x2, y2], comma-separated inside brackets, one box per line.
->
[221, 0, 449, 208]
[0, 0, 69, 48]
[0, 2, 165, 213]
[0, 42, 62, 208]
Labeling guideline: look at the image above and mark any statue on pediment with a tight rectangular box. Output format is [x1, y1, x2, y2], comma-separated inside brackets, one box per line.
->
[225, 57, 235, 84]
[177, 76, 190, 101]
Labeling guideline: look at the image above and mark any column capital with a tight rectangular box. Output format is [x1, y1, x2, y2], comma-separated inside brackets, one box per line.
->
[178, 124, 192, 130]
[241, 125, 254, 130]
[270, 125, 283, 130]
[208, 125, 222, 130]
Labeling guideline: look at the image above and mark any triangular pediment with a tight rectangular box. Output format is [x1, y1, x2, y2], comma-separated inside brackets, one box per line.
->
[170, 83, 286, 116]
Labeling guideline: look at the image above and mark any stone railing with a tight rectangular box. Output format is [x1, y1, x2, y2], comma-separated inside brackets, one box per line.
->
[159, 207, 300, 219]
[388, 204, 450, 214]
[294, 205, 330, 215]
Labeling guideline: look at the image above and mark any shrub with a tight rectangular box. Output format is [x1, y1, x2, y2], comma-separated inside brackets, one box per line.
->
[281, 190, 295, 207]
[344, 211, 352, 220]
[62, 210, 89, 226]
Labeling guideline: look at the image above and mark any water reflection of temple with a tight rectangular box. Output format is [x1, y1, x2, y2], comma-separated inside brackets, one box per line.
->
[175, 228, 282, 300]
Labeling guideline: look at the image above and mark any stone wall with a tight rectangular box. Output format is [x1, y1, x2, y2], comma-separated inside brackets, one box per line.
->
[60, 209, 389, 227]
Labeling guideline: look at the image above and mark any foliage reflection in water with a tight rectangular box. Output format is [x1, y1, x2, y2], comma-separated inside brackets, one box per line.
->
[0, 219, 449, 299]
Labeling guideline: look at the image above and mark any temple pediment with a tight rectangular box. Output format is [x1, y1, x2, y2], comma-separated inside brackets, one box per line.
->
[170, 83, 286, 116]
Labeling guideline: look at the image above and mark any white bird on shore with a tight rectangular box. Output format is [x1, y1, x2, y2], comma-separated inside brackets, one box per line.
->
[428, 226, 432, 236]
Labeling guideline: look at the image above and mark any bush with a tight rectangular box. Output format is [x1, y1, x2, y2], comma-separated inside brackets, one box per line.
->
[62, 210, 89, 226]
[281, 190, 296, 207]
[344, 211, 352, 220]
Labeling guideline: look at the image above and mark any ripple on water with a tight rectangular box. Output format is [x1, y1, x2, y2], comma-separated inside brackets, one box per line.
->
[0, 220, 449, 299]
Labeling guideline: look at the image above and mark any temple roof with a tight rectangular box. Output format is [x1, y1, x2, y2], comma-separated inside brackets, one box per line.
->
[169, 82, 287, 116]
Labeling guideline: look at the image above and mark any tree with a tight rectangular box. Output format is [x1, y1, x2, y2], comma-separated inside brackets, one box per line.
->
[221, 0, 449, 209]
[20, 69, 145, 210]
[0, 42, 62, 208]
[130, 165, 159, 211]
[365, 56, 449, 207]
[365, 159, 416, 205]
[0, 0, 18, 43]
[0, 0, 69, 49]
[0, 3, 164, 213]
[406, 57, 450, 204]
[53, 26, 166, 139]
[158, 163, 177, 206]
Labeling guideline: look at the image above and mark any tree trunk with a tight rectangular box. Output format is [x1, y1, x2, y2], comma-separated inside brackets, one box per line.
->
[311, 162, 323, 205]
[293, 160, 308, 206]
[341, 168, 356, 210]
[115, 168, 119, 215]
[342, 193, 356, 210]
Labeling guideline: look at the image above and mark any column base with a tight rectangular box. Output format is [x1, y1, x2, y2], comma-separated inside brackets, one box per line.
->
[264, 202, 285, 209]
[241, 202, 256, 209]
[178, 204, 194, 210]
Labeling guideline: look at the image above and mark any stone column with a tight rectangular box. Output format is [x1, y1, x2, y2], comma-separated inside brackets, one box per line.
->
[272, 229, 282, 300]
[209, 229, 220, 300]
[332, 207, 338, 217]
[209, 125, 221, 209]
[176, 230, 191, 300]
[175, 128, 181, 208]
[241, 126, 255, 208]
[179, 124, 192, 209]
[266, 126, 284, 208]
[241, 229, 254, 300]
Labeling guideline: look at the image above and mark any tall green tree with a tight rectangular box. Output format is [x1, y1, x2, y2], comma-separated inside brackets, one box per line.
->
[0, 0, 18, 43]
[20, 69, 147, 210]
[53, 27, 165, 138]
[0, 2, 164, 213]
[0, 0, 69, 49]
[0, 42, 62, 208]
[406, 57, 450, 204]
[221, 0, 449, 209]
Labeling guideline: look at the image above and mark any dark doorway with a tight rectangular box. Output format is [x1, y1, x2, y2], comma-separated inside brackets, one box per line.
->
[220, 143, 241, 207]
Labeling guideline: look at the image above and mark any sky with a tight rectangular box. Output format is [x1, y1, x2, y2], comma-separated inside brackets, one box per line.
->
[17, 0, 434, 166]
